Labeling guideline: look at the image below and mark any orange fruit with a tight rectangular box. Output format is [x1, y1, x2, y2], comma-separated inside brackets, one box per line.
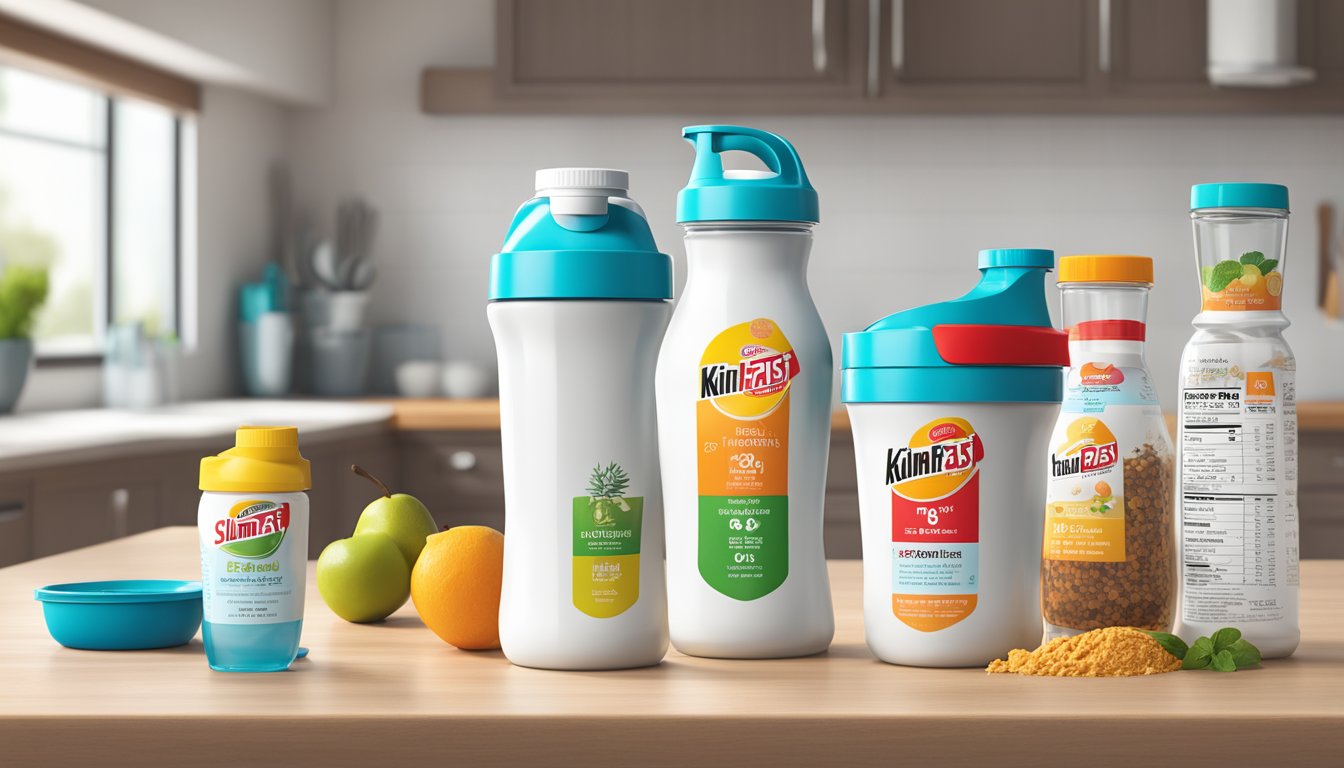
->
[411, 526, 503, 650]
[1094, 481, 1112, 497]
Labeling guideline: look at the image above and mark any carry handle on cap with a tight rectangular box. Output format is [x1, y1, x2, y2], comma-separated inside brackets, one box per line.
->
[682, 125, 806, 187]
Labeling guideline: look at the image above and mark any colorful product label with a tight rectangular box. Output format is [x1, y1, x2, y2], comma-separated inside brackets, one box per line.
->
[1062, 362, 1159, 413]
[887, 417, 982, 632]
[1180, 347, 1298, 625]
[1199, 251, 1283, 311]
[696, 318, 797, 601]
[1045, 417, 1127, 562]
[199, 497, 305, 625]
[572, 462, 642, 618]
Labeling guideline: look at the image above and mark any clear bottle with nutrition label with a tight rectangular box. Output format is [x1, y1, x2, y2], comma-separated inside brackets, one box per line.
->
[1177, 183, 1298, 659]
[1041, 255, 1175, 641]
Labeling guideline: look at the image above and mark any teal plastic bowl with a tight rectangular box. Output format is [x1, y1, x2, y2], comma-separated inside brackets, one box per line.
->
[34, 580, 203, 650]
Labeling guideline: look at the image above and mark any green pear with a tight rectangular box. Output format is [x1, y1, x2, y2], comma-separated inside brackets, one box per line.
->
[350, 465, 437, 569]
[316, 532, 409, 623]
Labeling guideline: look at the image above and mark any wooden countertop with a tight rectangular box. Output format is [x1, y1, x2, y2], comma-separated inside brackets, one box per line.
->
[3, 528, 1342, 767]
[383, 398, 1344, 433]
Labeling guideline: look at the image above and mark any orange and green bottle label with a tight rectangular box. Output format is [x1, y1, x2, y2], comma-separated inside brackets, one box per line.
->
[1044, 417, 1126, 562]
[696, 318, 798, 601]
[1199, 251, 1283, 311]
[572, 463, 642, 618]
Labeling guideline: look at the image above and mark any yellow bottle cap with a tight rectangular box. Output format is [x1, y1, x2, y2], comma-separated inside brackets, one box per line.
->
[1057, 254, 1154, 284]
[199, 426, 312, 492]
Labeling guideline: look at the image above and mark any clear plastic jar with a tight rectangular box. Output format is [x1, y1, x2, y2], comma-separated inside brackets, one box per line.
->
[1042, 256, 1176, 638]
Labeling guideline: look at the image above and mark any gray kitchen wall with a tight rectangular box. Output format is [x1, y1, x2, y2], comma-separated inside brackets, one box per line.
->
[288, 0, 1344, 408]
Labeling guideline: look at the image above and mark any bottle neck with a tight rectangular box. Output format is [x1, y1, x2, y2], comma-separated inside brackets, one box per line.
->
[1060, 283, 1151, 367]
[682, 224, 814, 284]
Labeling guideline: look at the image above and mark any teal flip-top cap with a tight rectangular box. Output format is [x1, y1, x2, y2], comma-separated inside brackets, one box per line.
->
[1191, 183, 1289, 211]
[677, 125, 819, 224]
[978, 248, 1055, 270]
[489, 168, 672, 301]
[841, 249, 1068, 404]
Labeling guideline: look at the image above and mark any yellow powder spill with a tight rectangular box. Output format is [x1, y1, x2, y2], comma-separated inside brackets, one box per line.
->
[987, 627, 1182, 677]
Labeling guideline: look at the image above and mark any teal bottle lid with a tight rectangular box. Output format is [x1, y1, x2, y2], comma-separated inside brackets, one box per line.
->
[489, 168, 672, 301]
[841, 249, 1068, 404]
[1191, 183, 1289, 211]
[676, 125, 819, 224]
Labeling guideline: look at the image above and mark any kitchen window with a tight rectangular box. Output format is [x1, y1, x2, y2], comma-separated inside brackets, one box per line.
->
[0, 63, 183, 360]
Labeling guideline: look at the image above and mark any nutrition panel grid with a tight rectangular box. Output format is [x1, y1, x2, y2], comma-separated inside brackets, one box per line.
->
[1181, 386, 1282, 589]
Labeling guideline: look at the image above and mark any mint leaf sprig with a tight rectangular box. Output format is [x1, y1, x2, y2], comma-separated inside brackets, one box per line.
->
[1146, 628, 1262, 672]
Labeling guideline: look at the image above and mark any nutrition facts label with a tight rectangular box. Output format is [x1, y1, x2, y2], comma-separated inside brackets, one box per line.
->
[1179, 378, 1298, 625]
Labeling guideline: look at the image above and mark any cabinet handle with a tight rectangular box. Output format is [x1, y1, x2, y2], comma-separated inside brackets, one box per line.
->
[110, 488, 129, 538]
[812, 0, 828, 73]
[890, 0, 904, 73]
[1098, 0, 1111, 73]
[448, 450, 478, 472]
[866, 0, 881, 96]
[0, 502, 23, 524]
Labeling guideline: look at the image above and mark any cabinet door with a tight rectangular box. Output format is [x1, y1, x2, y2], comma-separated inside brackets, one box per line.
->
[880, 0, 1098, 103]
[0, 476, 32, 567]
[498, 0, 868, 100]
[32, 461, 160, 558]
[399, 431, 504, 532]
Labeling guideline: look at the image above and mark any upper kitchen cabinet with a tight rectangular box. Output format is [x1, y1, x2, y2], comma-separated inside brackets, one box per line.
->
[422, 0, 1344, 113]
[425, 0, 872, 112]
[1104, 0, 1344, 111]
[496, 0, 868, 101]
[874, 0, 1100, 107]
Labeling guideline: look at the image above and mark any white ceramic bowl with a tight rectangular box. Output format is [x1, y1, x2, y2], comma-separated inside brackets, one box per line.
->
[395, 360, 441, 398]
[441, 361, 492, 398]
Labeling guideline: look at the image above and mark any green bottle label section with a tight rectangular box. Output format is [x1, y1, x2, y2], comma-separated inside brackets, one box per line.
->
[572, 496, 642, 618]
[697, 495, 788, 601]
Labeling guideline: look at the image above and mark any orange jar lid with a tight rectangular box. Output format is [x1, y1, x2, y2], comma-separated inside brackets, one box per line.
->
[1057, 254, 1153, 284]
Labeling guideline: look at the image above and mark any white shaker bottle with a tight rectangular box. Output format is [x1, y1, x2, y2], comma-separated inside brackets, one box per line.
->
[657, 125, 834, 659]
[489, 168, 673, 670]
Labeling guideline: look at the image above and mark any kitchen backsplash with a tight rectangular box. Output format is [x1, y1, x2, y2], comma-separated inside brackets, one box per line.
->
[285, 0, 1344, 410]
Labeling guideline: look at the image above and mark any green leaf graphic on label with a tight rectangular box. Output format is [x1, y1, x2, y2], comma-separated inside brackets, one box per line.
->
[1240, 251, 1265, 267]
[221, 530, 285, 558]
[698, 496, 788, 601]
[1207, 260, 1244, 292]
[1259, 259, 1278, 274]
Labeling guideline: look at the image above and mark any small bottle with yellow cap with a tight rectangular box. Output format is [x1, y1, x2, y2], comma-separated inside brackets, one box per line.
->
[1041, 255, 1176, 641]
[198, 426, 311, 672]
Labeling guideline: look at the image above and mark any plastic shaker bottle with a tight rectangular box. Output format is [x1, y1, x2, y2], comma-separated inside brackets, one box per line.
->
[657, 125, 834, 658]
[1041, 255, 1175, 640]
[1178, 183, 1299, 658]
[841, 249, 1068, 667]
[489, 168, 673, 670]
[198, 426, 310, 672]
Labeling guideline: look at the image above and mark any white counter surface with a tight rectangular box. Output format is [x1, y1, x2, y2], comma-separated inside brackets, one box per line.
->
[0, 399, 394, 472]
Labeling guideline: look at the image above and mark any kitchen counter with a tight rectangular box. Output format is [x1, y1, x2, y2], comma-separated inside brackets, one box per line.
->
[3, 528, 1341, 767]
[384, 398, 1344, 433]
[0, 400, 394, 471]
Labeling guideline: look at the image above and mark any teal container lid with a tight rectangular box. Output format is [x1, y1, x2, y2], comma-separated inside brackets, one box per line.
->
[676, 125, 819, 224]
[489, 168, 672, 301]
[1191, 183, 1289, 211]
[841, 249, 1068, 404]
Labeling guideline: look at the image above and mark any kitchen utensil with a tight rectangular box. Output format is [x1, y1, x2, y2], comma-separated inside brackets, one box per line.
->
[349, 258, 376, 291]
[372, 324, 441, 394]
[1317, 203, 1331, 307]
[312, 241, 344, 291]
[395, 360, 441, 398]
[441, 360, 493, 399]
[35, 580, 203, 650]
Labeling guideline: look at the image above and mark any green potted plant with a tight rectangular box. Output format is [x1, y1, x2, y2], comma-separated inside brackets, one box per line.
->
[0, 265, 49, 412]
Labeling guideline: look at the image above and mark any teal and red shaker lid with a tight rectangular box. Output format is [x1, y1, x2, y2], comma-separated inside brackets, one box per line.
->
[841, 249, 1069, 404]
